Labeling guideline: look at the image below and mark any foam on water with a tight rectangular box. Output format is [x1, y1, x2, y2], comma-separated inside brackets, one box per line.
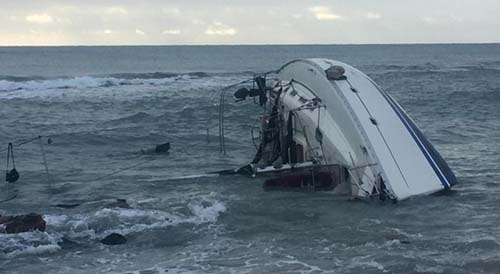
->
[0, 73, 248, 100]
[0, 231, 61, 259]
[0, 197, 225, 258]
[0, 72, 210, 91]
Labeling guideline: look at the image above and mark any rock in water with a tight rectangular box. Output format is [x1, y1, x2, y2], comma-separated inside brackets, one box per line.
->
[0, 213, 46, 234]
[101, 233, 127, 245]
[54, 203, 81, 209]
[155, 142, 170, 153]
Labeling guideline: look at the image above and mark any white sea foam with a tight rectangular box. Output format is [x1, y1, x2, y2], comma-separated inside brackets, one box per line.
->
[415, 264, 445, 273]
[0, 230, 62, 259]
[1, 197, 225, 258]
[4, 243, 61, 258]
[0, 76, 113, 92]
[342, 255, 388, 273]
[71, 198, 225, 238]
[0, 73, 243, 94]
[390, 227, 423, 238]
[188, 199, 226, 224]
[128, 266, 193, 274]
[0, 73, 201, 92]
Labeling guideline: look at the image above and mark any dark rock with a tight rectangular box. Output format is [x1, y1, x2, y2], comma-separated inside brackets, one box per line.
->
[141, 142, 170, 154]
[101, 233, 127, 245]
[154, 142, 170, 153]
[54, 203, 81, 209]
[0, 213, 46, 234]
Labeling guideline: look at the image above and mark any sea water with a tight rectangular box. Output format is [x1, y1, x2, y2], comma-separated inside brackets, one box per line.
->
[1, 44, 500, 273]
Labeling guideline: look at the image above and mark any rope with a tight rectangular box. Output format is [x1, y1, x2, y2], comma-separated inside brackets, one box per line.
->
[0, 73, 279, 184]
[92, 157, 159, 181]
[0, 135, 49, 154]
[0, 191, 17, 203]
[5, 143, 15, 172]
[90, 140, 217, 182]
[38, 137, 51, 186]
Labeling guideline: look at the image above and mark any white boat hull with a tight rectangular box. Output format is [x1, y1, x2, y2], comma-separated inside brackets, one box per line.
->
[273, 59, 457, 200]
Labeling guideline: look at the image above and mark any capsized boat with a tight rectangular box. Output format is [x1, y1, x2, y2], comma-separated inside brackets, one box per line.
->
[223, 58, 457, 201]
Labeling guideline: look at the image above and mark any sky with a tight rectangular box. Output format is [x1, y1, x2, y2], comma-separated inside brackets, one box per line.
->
[0, 0, 499, 46]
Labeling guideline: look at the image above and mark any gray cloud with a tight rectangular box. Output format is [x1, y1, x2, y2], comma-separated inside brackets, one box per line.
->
[0, 0, 499, 45]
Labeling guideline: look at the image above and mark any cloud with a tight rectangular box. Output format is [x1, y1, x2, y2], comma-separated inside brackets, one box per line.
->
[105, 7, 128, 15]
[101, 29, 113, 34]
[25, 13, 54, 24]
[266, 9, 276, 16]
[162, 8, 181, 15]
[422, 17, 437, 24]
[205, 22, 237, 36]
[309, 6, 343, 21]
[162, 29, 181, 35]
[192, 19, 204, 25]
[55, 18, 72, 24]
[135, 29, 145, 35]
[364, 12, 382, 20]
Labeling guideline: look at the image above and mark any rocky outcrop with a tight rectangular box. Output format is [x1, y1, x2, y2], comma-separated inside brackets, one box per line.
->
[101, 233, 127, 245]
[0, 213, 46, 234]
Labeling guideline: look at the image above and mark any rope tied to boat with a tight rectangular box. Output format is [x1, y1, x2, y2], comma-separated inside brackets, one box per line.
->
[2, 135, 52, 185]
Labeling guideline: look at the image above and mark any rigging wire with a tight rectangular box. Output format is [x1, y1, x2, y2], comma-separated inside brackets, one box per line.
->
[92, 157, 159, 181]
[38, 137, 51, 187]
[0, 135, 50, 154]
[219, 88, 226, 154]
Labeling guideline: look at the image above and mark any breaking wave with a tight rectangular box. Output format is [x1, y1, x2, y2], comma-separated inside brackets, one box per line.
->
[0, 71, 252, 92]
[0, 197, 226, 258]
[106, 71, 210, 79]
[0, 74, 201, 92]
[0, 72, 211, 83]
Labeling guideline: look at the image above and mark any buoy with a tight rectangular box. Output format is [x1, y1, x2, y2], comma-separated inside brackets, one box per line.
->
[5, 168, 19, 183]
[5, 143, 19, 183]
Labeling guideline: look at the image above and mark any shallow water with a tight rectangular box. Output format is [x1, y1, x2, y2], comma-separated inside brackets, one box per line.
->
[1, 44, 500, 273]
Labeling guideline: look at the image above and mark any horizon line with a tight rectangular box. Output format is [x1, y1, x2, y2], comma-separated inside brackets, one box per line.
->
[1, 42, 500, 47]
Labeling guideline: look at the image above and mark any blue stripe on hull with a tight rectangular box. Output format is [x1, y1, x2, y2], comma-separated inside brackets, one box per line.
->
[379, 91, 457, 189]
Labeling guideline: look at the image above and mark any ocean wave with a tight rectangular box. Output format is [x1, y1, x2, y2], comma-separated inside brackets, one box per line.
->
[106, 71, 211, 79]
[0, 72, 212, 83]
[0, 71, 253, 93]
[0, 197, 226, 258]
[455, 65, 500, 73]
[369, 63, 500, 75]
[0, 75, 47, 82]
[0, 230, 61, 259]
[0, 75, 196, 92]
[105, 112, 157, 124]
